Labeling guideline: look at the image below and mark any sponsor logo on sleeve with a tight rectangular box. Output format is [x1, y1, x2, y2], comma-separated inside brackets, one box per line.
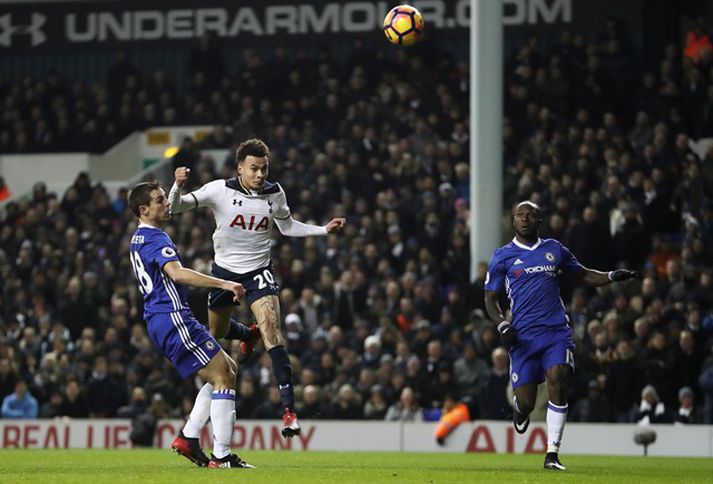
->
[161, 247, 176, 257]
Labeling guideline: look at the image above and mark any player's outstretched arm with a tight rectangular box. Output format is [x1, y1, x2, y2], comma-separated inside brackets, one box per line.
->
[168, 167, 198, 214]
[163, 261, 245, 301]
[274, 216, 346, 237]
[580, 268, 639, 286]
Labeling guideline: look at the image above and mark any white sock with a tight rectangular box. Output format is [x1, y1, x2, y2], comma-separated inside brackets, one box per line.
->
[546, 401, 568, 453]
[182, 383, 213, 438]
[211, 389, 236, 459]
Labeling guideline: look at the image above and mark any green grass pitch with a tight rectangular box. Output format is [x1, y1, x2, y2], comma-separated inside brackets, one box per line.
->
[0, 450, 711, 483]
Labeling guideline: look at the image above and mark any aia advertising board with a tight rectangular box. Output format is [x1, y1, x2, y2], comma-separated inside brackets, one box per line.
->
[1, 419, 711, 457]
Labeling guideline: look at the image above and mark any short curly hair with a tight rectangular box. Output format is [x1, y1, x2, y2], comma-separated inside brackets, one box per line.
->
[236, 138, 270, 163]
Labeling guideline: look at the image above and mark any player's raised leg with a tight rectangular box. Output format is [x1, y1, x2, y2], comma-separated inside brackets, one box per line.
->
[208, 284, 260, 358]
[252, 295, 300, 437]
[208, 305, 233, 338]
[512, 382, 537, 434]
[197, 350, 254, 469]
[544, 364, 570, 471]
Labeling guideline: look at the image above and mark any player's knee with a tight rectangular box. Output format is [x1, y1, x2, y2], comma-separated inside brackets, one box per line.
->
[212, 364, 236, 390]
[517, 398, 536, 415]
[546, 366, 570, 397]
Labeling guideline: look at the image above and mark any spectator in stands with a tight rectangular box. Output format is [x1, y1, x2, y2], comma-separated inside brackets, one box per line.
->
[129, 394, 169, 447]
[639, 330, 676, 405]
[478, 347, 511, 420]
[253, 387, 283, 420]
[1, 380, 38, 418]
[636, 384, 671, 424]
[118, 386, 148, 419]
[607, 340, 641, 422]
[674, 386, 702, 424]
[566, 206, 615, 270]
[613, 202, 651, 270]
[453, 340, 489, 396]
[427, 362, 458, 410]
[570, 380, 612, 422]
[298, 384, 330, 420]
[675, 329, 704, 397]
[39, 389, 64, 419]
[361, 335, 382, 370]
[60, 379, 89, 418]
[363, 385, 388, 420]
[330, 384, 362, 420]
[0, 358, 18, 401]
[86, 355, 125, 418]
[385, 386, 422, 422]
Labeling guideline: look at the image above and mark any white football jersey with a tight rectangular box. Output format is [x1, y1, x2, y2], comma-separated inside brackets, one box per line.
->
[190, 177, 290, 273]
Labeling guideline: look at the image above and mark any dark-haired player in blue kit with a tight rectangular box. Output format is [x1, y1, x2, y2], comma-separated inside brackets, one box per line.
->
[128, 181, 254, 469]
[484, 201, 637, 471]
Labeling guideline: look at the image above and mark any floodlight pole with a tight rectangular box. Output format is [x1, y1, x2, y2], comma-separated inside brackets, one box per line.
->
[469, 0, 503, 282]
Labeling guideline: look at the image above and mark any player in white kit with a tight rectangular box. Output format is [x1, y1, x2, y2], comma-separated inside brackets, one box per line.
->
[169, 138, 345, 437]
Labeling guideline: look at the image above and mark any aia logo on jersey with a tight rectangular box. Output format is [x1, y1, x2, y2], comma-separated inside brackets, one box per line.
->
[230, 213, 269, 231]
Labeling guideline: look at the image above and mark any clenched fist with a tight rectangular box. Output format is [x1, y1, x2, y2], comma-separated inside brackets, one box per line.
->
[174, 167, 190, 188]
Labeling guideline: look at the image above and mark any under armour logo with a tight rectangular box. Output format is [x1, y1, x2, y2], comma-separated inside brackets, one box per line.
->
[278, 384, 291, 390]
[233, 199, 242, 206]
[0, 13, 47, 47]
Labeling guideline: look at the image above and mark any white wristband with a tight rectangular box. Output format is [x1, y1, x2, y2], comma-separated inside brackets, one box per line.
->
[498, 321, 510, 333]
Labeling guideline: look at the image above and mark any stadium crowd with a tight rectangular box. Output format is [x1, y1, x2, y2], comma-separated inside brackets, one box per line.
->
[2, 20, 713, 439]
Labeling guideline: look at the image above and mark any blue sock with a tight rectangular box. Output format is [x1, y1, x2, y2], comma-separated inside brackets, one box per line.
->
[225, 319, 252, 340]
[268, 346, 294, 411]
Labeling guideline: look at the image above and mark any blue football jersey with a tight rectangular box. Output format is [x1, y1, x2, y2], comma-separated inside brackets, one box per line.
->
[485, 238, 584, 334]
[129, 223, 189, 318]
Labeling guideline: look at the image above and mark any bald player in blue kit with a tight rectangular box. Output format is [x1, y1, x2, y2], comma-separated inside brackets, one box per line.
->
[484, 201, 638, 470]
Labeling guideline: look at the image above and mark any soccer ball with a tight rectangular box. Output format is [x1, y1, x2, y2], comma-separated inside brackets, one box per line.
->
[383, 5, 425, 47]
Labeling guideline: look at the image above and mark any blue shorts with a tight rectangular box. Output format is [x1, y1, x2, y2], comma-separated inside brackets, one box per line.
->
[208, 263, 280, 309]
[146, 310, 221, 379]
[509, 325, 575, 389]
